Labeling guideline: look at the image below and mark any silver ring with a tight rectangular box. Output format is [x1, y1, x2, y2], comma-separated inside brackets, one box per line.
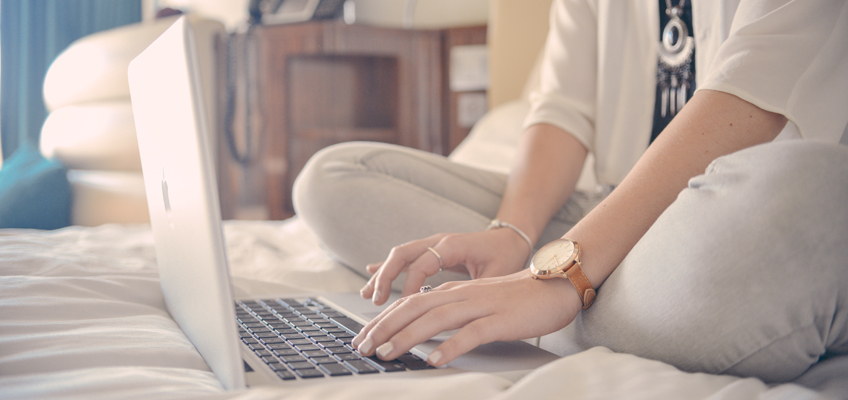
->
[427, 247, 444, 271]
[420, 285, 433, 293]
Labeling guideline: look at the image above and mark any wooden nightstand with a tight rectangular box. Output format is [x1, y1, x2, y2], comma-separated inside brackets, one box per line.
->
[218, 21, 486, 220]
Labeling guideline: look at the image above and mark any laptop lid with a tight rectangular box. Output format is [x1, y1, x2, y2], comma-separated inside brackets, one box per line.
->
[129, 16, 245, 390]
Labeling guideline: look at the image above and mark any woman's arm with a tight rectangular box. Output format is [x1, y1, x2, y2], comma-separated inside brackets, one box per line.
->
[572, 89, 787, 287]
[353, 89, 788, 365]
[495, 123, 588, 247]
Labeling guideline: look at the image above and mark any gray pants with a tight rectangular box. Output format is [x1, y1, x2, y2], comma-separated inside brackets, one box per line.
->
[293, 140, 848, 384]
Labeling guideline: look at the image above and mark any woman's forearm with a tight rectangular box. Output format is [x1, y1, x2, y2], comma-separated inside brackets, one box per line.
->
[566, 90, 788, 288]
[496, 123, 588, 245]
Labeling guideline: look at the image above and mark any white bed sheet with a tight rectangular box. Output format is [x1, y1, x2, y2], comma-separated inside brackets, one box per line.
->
[0, 219, 837, 400]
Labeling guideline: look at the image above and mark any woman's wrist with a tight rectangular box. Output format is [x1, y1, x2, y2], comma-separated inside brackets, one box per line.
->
[487, 219, 534, 267]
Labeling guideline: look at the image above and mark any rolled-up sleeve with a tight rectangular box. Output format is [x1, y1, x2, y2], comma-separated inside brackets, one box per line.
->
[523, 0, 599, 152]
[699, 0, 848, 142]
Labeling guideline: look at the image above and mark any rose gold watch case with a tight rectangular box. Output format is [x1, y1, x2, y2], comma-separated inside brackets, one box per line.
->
[529, 239, 580, 280]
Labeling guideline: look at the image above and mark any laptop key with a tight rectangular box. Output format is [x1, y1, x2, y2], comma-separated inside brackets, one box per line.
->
[299, 326, 322, 333]
[344, 360, 378, 374]
[325, 345, 350, 354]
[279, 355, 308, 363]
[398, 354, 432, 370]
[260, 337, 285, 344]
[320, 363, 353, 376]
[336, 353, 362, 361]
[267, 362, 286, 371]
[272, 348, 300, 357]
[330, 331, 354, 339]
[278, 298, 301, 306]
[276, 370, 297, 380]
[310, 356, 338, 364]
[294, 344, 321, 352]
[302, 349, 329, 358]
[321, 341, 346, 350]
[288, 339, 312, 346]
[331, 318, 364, 333]
[367, 356, 407, 372]
[255, 349, 273, 357]
[281, 333, 307, 340]
[295, 368, 325, 379]
[288, 361, 317, 370]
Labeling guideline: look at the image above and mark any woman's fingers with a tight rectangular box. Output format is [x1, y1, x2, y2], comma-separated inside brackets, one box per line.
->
[365, 262, 382, 275]
[369, 234, 450, 305]
[425, 316, 500, 366]
[373, 302, 493, 361]
[398, 240, 461, 297]
[368, 240, 433, 305]
[359, 271, 379, 299]
[355, 271, 584, 366]
[355, 286, 487, 357]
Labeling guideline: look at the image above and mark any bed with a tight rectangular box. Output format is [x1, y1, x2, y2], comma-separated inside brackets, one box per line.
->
[2, 102, 845, 399]
[2, 214, 845, 400]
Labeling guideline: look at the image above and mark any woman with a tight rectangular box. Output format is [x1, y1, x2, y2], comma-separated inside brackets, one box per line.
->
[294, 0, 848, 382]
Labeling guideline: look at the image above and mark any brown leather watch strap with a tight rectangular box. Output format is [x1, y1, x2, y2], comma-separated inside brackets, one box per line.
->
[565, 262, 596, 309]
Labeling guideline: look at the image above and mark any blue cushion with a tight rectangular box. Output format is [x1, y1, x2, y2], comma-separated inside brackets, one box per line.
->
[0, 144, 71, 229]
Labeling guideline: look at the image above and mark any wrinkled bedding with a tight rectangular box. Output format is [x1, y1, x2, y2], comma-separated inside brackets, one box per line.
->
[0, 219, 840, 399]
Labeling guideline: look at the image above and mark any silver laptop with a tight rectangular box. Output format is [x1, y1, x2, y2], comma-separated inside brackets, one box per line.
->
[128, 16, 558, 390]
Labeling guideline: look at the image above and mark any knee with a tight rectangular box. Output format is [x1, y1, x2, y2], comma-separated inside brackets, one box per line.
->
[569, 141, 848, 382]
[292, 141, 375, 218]
[700, 140, 848, 208]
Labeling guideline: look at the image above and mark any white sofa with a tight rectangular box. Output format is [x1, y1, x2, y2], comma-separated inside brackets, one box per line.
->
[39, 15, 224, 226]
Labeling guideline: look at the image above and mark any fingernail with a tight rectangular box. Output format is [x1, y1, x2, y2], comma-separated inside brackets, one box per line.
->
[359, 337, 374, 355]
[376, 342, 393, 359]
[428, 350, 442, 366]
[371, 288, 381, 304]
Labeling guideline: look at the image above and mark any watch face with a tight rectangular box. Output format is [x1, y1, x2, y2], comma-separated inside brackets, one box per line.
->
[533, 239, 575, 272]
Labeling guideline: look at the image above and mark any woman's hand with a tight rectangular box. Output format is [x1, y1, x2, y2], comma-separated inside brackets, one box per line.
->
[352, 270, 583, 366]
[360, 228, 533, 305]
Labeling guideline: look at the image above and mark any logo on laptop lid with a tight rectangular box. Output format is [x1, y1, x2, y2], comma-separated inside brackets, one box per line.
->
[162, 170, 175, 229]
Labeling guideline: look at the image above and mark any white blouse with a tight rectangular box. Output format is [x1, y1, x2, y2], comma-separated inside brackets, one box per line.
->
[524, 0, 848, 186]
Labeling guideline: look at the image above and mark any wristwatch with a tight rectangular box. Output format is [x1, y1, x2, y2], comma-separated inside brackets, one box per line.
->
[529, 239, 596, 309]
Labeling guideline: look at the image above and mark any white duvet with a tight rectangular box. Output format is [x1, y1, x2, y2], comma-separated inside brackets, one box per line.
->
[0, 219, 840, 399]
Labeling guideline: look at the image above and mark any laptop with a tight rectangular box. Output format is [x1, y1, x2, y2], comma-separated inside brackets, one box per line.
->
[128, 16, 559, 390]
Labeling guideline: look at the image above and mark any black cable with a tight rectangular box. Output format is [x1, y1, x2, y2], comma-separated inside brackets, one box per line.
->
[223, 23, 256, 167]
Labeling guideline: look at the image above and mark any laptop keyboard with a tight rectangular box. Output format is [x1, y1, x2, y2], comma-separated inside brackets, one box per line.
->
[236, 298, 432, 380]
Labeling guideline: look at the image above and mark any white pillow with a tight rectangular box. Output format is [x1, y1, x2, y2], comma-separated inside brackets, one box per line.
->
[43, 17, 179, 111]
[41, 101, 141, 171]
[449, 100, 530, 175]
